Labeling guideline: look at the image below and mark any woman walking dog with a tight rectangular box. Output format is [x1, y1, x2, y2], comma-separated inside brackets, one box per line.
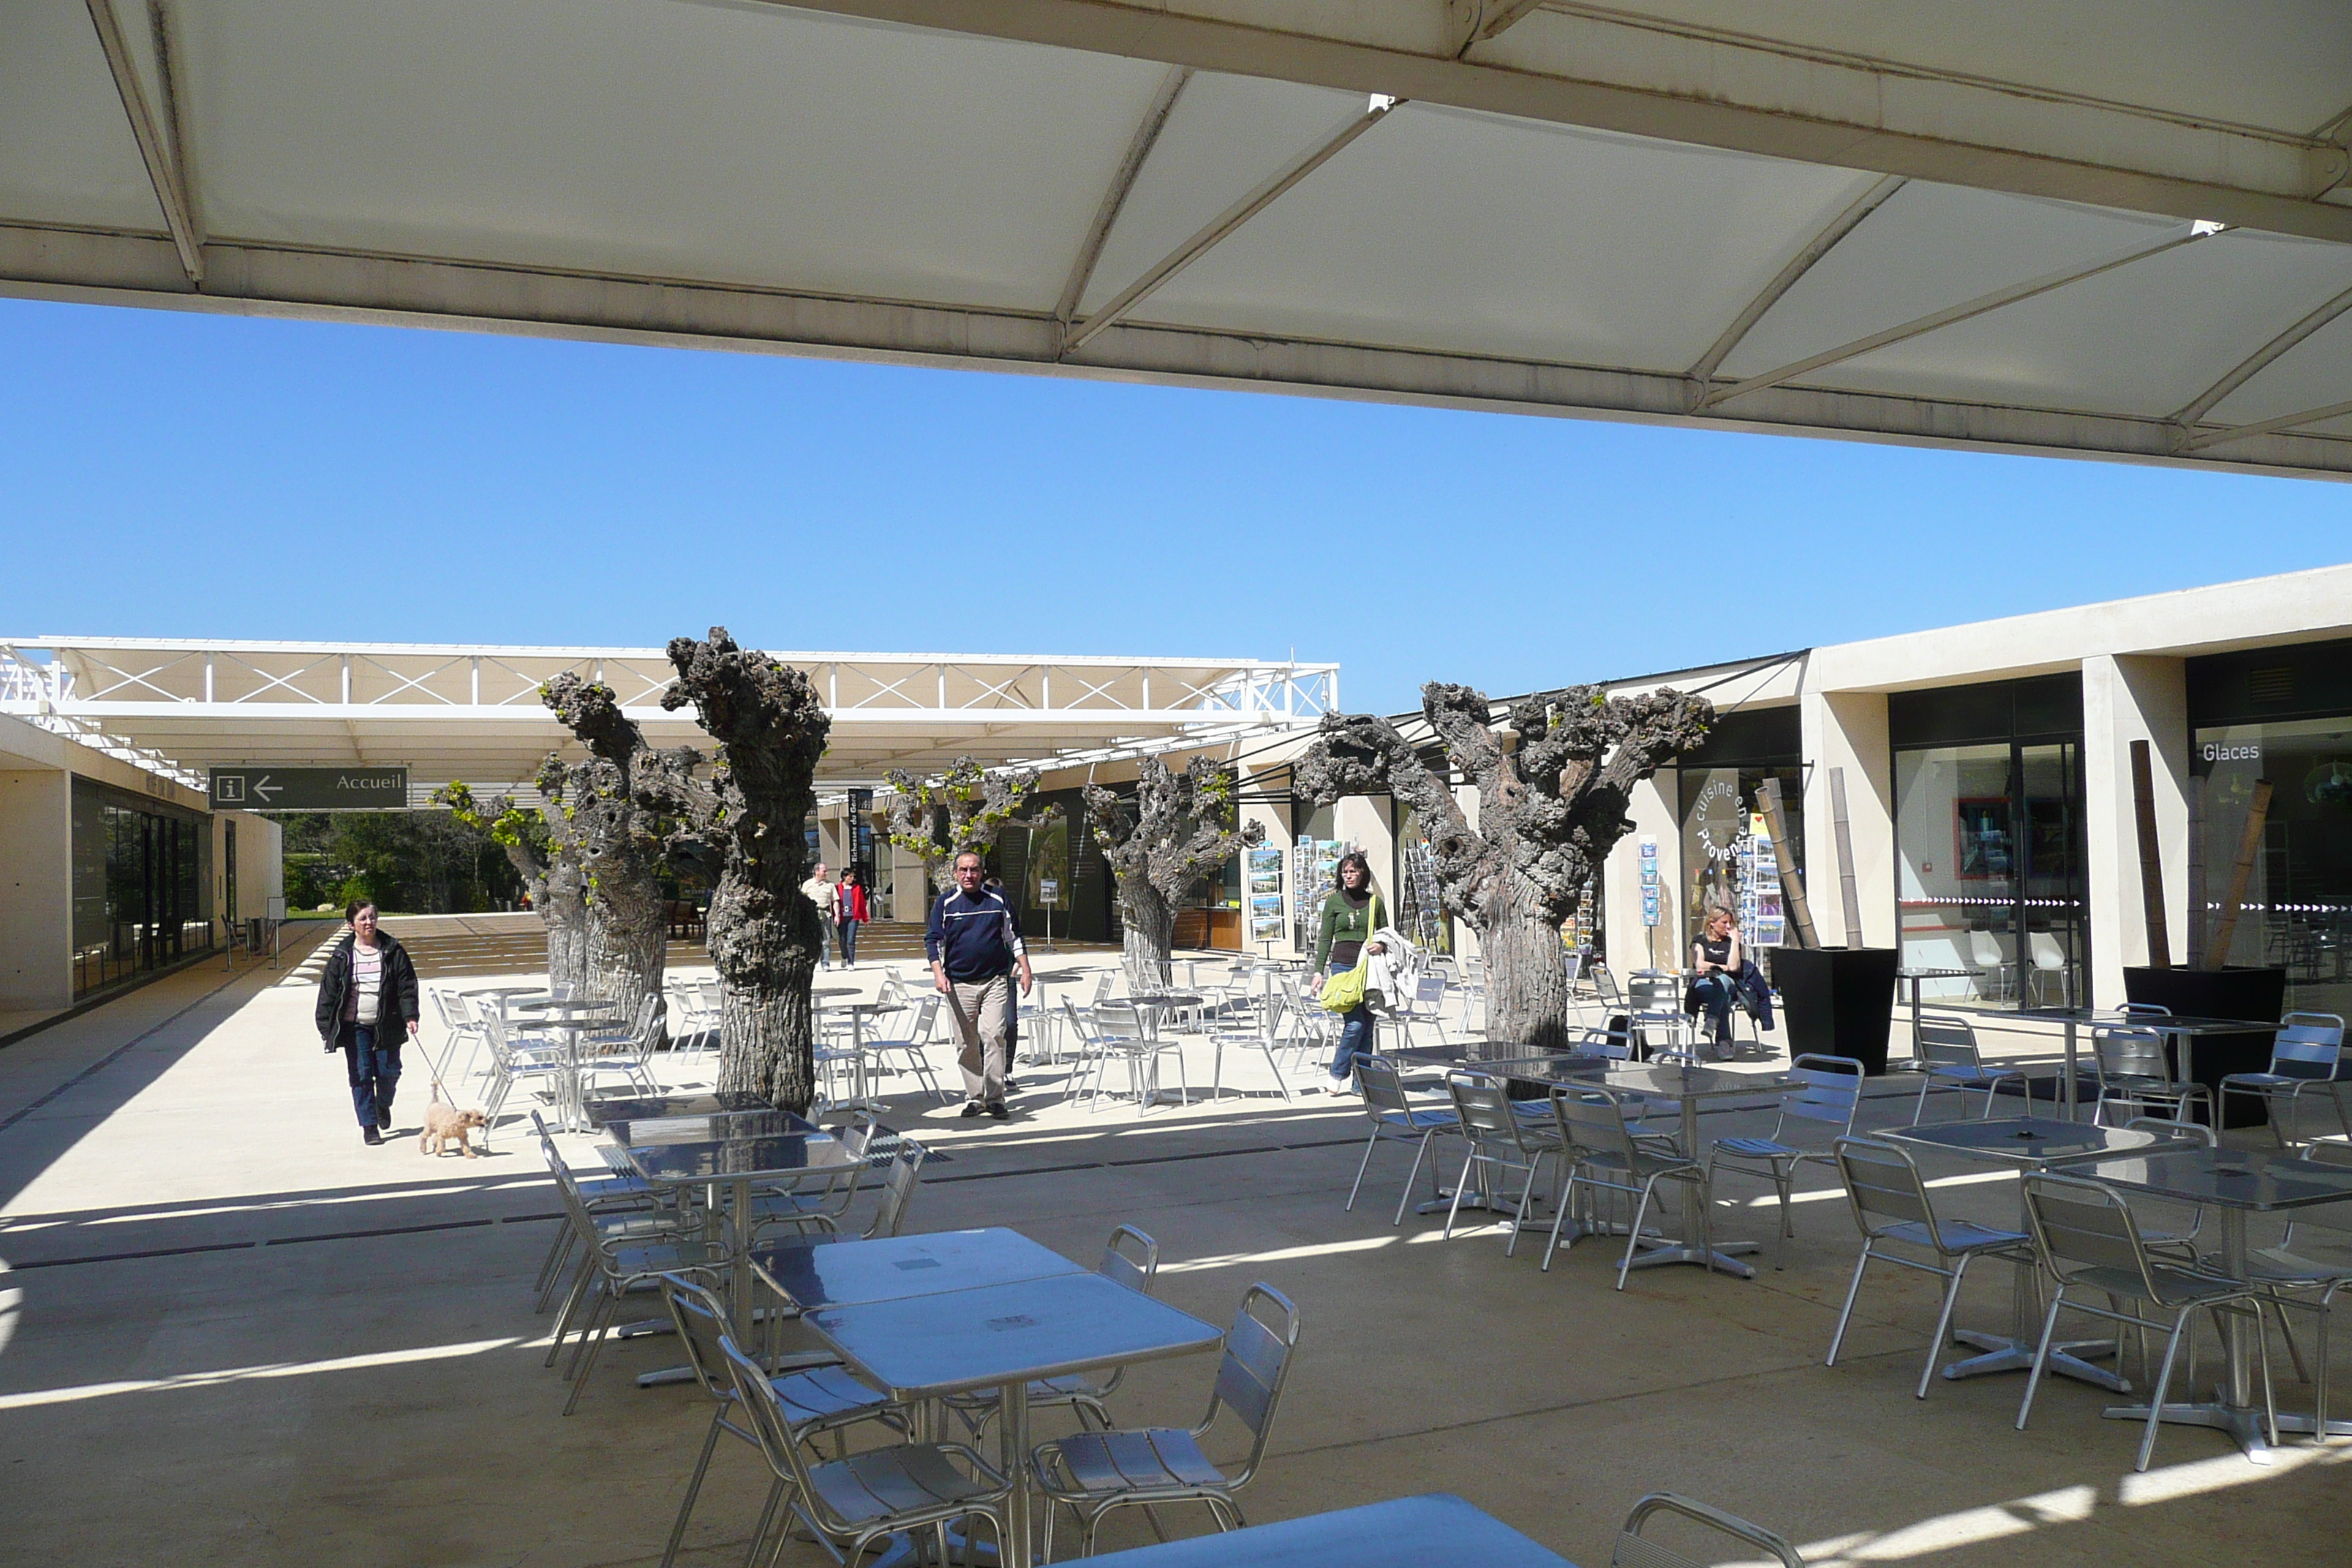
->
[315, 900, 422, 1145]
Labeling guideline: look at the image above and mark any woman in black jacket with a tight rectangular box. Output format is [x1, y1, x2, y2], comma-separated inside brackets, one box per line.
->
[314, 900, 423, 1145]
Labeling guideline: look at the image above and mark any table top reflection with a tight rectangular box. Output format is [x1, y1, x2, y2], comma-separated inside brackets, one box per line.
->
[1880, 1116, 2176, 1168]
[806, 1271, 1223, 1402]
[749, 1227, 1085, 1311]
[604, 1108, 816, 1147]
[1078, 1495, 1575, 1568]
[627, 1128, 859, 1186]
[2073, 1145, 2352, 1211]
[584, 1090, 774, 1129]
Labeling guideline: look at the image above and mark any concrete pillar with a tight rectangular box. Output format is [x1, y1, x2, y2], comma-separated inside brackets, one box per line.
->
[1801, 690, 1896, 947]
[1333, 795, 1396, 915]
[2081, 654, 2189, 1006]
[0, 770, 72, 1010]
[1607, 768, 1680, 973]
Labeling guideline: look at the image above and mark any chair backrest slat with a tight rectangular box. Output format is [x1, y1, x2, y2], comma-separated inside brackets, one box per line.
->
[1207, 1284, 1300, 1485]
[1915, 1014, 1983, 1072]
[1833, 1137, 1936, 1232]
[2094, 1026, 2169, 1080]
[2024, 1174, 2167, 1300]
[1446, 1071, 1531, 1150]
[1099, 1224, 1158, 1294]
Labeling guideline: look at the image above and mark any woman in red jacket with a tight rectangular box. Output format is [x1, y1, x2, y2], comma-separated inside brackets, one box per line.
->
[834, 868, 871, 968]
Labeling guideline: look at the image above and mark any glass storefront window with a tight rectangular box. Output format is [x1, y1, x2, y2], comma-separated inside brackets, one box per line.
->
[1678, 766, 1803, 954]
[2191, 717, 2352, 1018]
[1896, 742, 2084, 1009]
[70, 778, 214, 1000]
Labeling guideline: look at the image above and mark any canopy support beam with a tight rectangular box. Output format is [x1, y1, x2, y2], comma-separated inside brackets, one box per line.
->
[1055, 66, 1191, 337]
[1700, 225, 2222, 410]
[2169, 282, 2352, 435]
[1685, 175, 1906, 400]
[83, 0, 203, 286]
[1063, 94, 1398, 355]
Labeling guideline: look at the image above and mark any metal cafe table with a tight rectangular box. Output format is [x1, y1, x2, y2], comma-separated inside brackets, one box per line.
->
[510, 995, 622, 1131]
[1490, 1058, 1796, 1275]
[825, 1000, 907, 1112]
[748, 1226, 1085, 1313]
[805, 1270, 1225, 1568]
[2074, 1144, 2352, 1460]
[2013, 1007, 2280, 1122]
[622, 1118, 862, 1330]
[1878, 1116, 2182, 1390]
[583, 1089, 774, 1130]
[1893, 967, 1974, 1062]
[1079, 1493, 1575, 1568]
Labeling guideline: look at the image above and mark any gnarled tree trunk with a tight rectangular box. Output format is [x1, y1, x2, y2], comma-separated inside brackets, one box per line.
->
[545, 676, 674, 1049]
[540, 855, 589, 994]
[1483, 903, 1578, 1055]
[641, 629, 830, 1112]
[1117, 880, 1177, 986]
[1086, 756, 1257, 986]
[1297, 682, 1710, 1060]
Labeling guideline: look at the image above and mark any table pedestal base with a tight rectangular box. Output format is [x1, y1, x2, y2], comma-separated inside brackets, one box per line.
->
[1625, 1237, 1762, 1278]
[2103, 1398, 2280, 1463]
[1945, 1330, 2126, 1390]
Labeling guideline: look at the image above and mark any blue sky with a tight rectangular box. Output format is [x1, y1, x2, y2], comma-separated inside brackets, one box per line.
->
[4, 295, 2348, 715]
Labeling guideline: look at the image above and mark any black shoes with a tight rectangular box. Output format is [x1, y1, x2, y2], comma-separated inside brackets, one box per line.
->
[362, 1126, 384, 1145]
[960, 1101, 986, 1119]
[986, 1101, 1010, 1120]
[960, 1099, 1012, 1120]
[376, 1109, 393, 1131]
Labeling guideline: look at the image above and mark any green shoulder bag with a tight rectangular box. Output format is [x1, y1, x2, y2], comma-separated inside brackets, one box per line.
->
[1319, 895, 1382, 1013]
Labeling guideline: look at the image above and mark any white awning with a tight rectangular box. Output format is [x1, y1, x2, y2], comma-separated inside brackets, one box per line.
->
[6, 2, 2350, 474]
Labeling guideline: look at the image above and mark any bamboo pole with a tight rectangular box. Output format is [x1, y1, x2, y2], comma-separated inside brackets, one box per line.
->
[2201, 779, 2273, 971]
[1757, 777, 1819, 949]
[2130, 739, 2171, 968]
[1830, 767, 1864, 948]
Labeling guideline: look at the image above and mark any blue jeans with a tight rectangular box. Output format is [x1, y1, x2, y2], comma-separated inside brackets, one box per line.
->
[1327, 962, 1372, 1079]
[836, 919, 857, 964]
[342, 1025, 402, 1128]
[1689, 973, 1738, 1047]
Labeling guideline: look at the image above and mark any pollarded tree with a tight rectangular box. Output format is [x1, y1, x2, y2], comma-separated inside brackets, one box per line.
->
[638, 628, 832, 1111]
[543, 672, 677, 1047]
[1084, 755, 1262, 983]
[433, 774, 589, 992]
[1294, 682, 1711, 1056]
[882, 758, 1063, 895]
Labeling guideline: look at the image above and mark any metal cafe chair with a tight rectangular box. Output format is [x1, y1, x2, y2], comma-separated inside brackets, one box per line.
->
[948, 1225, 1161, 1438]
[862, 994, 955, 1104]
[1708, 1054, 1864, 1269]
[1911, 1014, 2024, 1123]
[2119, 1116, 2214, 1264]
[2239, 1140, 2352, 1444]
[1611, 1492, 1806, 1568]
[2219, 1011, 2347, 1147]
[2016, 1172, 2278, 1471]
[654, 1275, 905, 1568]
[2092, 1025, 2215, 1128]
[1030, 1283, 1302, 1558]
[1825, 1137, 2033, 1400]
[1441, 1070, 1566, 1256]
[722, 1334, 1014, 1568]
[1346, 1056, 1461, 1225]
[1545, 1083, 1711, 1287]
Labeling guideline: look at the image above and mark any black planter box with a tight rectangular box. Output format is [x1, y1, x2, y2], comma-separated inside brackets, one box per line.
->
[1768, 946, 1900, 1075]
[2121, 966, 2285, 1128]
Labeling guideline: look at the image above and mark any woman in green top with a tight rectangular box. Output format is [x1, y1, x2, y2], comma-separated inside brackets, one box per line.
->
[1311, 850, 1384, 1085]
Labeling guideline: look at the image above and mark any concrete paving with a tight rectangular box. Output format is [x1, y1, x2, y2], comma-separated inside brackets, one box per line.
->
[1, 918, 2344, 1567]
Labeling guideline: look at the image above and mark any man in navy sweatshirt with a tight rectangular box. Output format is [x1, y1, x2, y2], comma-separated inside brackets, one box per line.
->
[926, 851, 1033, 1120]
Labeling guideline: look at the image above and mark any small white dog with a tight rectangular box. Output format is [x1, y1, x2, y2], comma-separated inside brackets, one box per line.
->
[420, 1097, 489, 1158]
